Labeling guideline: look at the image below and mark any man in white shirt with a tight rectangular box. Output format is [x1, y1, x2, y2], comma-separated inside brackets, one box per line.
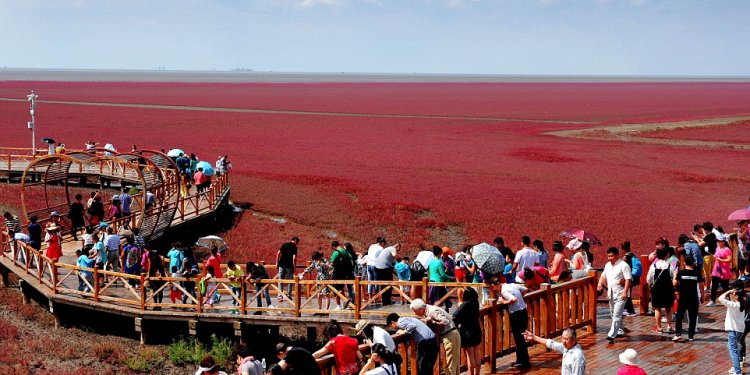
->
[597, 247, 632, 342]
[524, 328, 586, 375]
[366, 237, 387, 296]
[513, 236, 540, 283]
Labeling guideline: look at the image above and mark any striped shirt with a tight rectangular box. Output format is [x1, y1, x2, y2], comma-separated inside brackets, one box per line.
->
[105, 234, 121, 252]
[5, 215, 21, 233]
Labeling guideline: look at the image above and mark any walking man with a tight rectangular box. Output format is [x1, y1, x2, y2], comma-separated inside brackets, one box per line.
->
[673, 255, 703, 341]
[598, 246, 632, 343]
[276, 236, 299, 302]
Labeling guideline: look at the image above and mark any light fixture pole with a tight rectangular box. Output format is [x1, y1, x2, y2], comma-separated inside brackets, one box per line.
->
[27, 90, 38, 154]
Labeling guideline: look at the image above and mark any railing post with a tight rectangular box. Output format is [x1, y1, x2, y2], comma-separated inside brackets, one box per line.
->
[639, 254, 651, 316]
[240, 279, 247, 316]
[294, 277, 302, 318]
[51, 261, 58, 295]
[587, 271, 597, 334]
[93, 267, 100, 302]
[540, 283, 554, 337]
[140, 273, 146, 311]
[354, 276, 361, 319]
[421, 277, 429, 301]
[485, 302, 497, 374]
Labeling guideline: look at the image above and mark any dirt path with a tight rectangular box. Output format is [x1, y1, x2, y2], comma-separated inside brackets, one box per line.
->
[546, 116, 750, 149]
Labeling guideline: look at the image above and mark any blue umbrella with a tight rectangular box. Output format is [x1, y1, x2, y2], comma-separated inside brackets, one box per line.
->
[167, 148, 185, 157]
[195, 161, 215, 176]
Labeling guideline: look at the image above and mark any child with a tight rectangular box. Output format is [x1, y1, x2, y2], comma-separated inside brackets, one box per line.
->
[299, 251, 333, 312]
[719, 282, 747, 375]
[394, 257, 411, 304]
[170, 266, 183, 304]
[226, 260, 245, 314]
[202, 266, 217, 307]
[503, 253, 516, 284]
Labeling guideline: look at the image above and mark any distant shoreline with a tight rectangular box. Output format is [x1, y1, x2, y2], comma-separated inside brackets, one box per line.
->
[1, 68, 749, 83]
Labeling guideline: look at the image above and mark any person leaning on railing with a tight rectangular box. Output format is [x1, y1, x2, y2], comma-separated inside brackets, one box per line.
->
[386, 312, 437, 375]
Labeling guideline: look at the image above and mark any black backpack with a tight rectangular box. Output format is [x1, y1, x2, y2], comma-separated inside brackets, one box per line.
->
[410, 261, 426, 281]
[332, 249, 354, 278]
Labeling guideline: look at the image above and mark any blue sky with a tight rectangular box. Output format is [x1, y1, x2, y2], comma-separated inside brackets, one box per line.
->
[1, 0, 748, 76]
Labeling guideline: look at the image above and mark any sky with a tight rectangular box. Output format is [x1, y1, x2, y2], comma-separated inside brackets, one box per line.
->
[1, 0, 749, 76]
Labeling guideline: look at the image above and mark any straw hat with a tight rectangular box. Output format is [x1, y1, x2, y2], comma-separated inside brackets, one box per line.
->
[354, 319, 372, 335]
[619, 348, 639, 365]
[46, 223, 59, 232]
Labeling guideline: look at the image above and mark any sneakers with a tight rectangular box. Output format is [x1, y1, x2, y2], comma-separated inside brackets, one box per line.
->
[661, 317, 667, 323]
[672, 335, 681, 341]
[728, 367, 740, 374]
[333, 305, 344, 311]
[688, 338, 694, 342]
[706, 301, 716, 307]
[268, 304, 276, 309]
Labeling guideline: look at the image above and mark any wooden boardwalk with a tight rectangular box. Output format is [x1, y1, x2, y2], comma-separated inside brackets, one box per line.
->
[494, 304, 737, 374]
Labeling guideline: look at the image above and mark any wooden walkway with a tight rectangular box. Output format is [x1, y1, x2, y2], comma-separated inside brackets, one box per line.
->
[494, 303, 737, 374]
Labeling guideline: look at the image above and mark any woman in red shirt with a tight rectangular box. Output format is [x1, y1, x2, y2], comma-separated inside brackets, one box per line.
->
[313, 320, 362, 375]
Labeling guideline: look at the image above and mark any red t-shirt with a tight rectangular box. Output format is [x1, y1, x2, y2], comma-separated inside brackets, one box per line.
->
[616, 365, 647, 375]
[205, 255, 223, 278]
[324, 335, 359, 375]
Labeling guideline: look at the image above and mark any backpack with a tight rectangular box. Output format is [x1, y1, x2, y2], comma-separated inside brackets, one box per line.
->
[125, 245, 140, 269]
[332, 249, 354, 277]
[631, 257, 643, 278]
[409, 260, 426, 281]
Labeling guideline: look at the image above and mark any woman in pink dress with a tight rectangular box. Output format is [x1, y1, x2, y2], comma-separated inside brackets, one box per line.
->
[45, 223, 63, 261]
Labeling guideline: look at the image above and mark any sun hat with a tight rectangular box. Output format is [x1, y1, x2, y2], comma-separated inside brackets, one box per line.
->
[46, 223, 59, 231]
[354, 319, 372, 335]
[717, 234, 728, 242]
[442, 247, 453, 256]
[566, 238, 583, 250]
[619, 348, 639, 365]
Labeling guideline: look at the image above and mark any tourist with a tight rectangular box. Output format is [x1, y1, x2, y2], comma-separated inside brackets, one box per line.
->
[170, 266, 183, 304]
[512, 236, 539, 283]
[679, 233, 703, 277]
[245, 261, 274, 312]
[76, 249, 96, 293]
[520, 265, 550, 291]
[144, 189, 156, 212]
[354, 319, 396, 352]
[497, 276, 531, 369]
[121, 236, 142, 284]
[738, 220, 750, 279]
[567, 238, 590, 272]
[107, 195, 122, 220]
[523, 328, 586, 375]
[365, 237, 387, 298]
[616, 349, 647, 375]
[313, 319, 362, 375]
[226, 260, 244, 314]
[91, 232, 105, 271]
[503, 251, 515, 284]
[180, 172, 191, 197]
[358, 343, 398, 375]
[708, 234, 733, 307]
[331, 240, 355, 309]
[204, 247, 223, 302]
[194, 355, 229, 375]
[673, 255, 703, 342]
[694, 222, 717, 293]
[167, 242, 185, 275]
[646, 247, 675, 333]
[394, 256, 411, 304]
[373, 243, 398, 306]
[194, 167, 206, 194]
[620, 241, 639, 316]
[549, 241, 567, 282]
[557, 270, 574, 283]
[181, 248, 199, 305]
[597, 246, 632, 342]
[87, 195, 105, 225]
[68, 193, 85, 241]
[189, 153, 199, 178]
[176, 153, 191, 175]
[44, 223, 63, 262]
[3, 212, 21, 241]
[277, 236, 299, 302]
[26, 216, 41, 251]
[119, 186, 133, 227]
[719, 285, 747, 375]
[452, 287, 482, 375]
[428, 246, 453, 309]
[410, 298, 461, 375]
[147, 248, 166, 309]
[299, 250, 333, 311]
[275, 343, 321, 375]
[410, 248, 433, 300]
[235, 347, 264, 375]
[533, 239, 549, 268]
[442, 247, 456, 280]
[202, 265, 218, 307]
[386, 312, 438, 375]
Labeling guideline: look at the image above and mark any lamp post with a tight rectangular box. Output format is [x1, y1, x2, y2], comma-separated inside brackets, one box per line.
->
[27, 90, 38, 154]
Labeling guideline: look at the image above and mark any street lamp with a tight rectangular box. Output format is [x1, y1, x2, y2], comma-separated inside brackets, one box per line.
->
[27, 90, 38, 154]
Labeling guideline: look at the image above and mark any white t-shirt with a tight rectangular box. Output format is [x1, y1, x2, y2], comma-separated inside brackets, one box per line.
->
[514, 247, 539, 283]
[372, 326, 396, 352]
[602, 259, 632, 299]
[366, 363, 398, 375]
[366, 244, 384, 265]
[501, 283, 528, 313]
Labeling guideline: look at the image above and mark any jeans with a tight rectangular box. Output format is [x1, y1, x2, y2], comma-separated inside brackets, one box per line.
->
[675, 298, 699, 339]
[256, 283, 272, 307]
[729, 330, 742, 374]
[416, 339, 439, 375]
[231, 286, 241, 306]
[367, 265, 378, 294]
[510, 309, 530, 366]
[78, 274, 92, 292]
[607, 297, 626, 338]
[278, 267, 294, 298]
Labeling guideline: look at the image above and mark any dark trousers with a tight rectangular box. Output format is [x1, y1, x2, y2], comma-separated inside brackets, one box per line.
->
[510, 309, 530, 366]
[624, 284, 636, 314]
[675, 299, 699, 339]
[375, 267, 393, 305]
[417, 339, 439, 375]
[711, 276, 730, 302]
